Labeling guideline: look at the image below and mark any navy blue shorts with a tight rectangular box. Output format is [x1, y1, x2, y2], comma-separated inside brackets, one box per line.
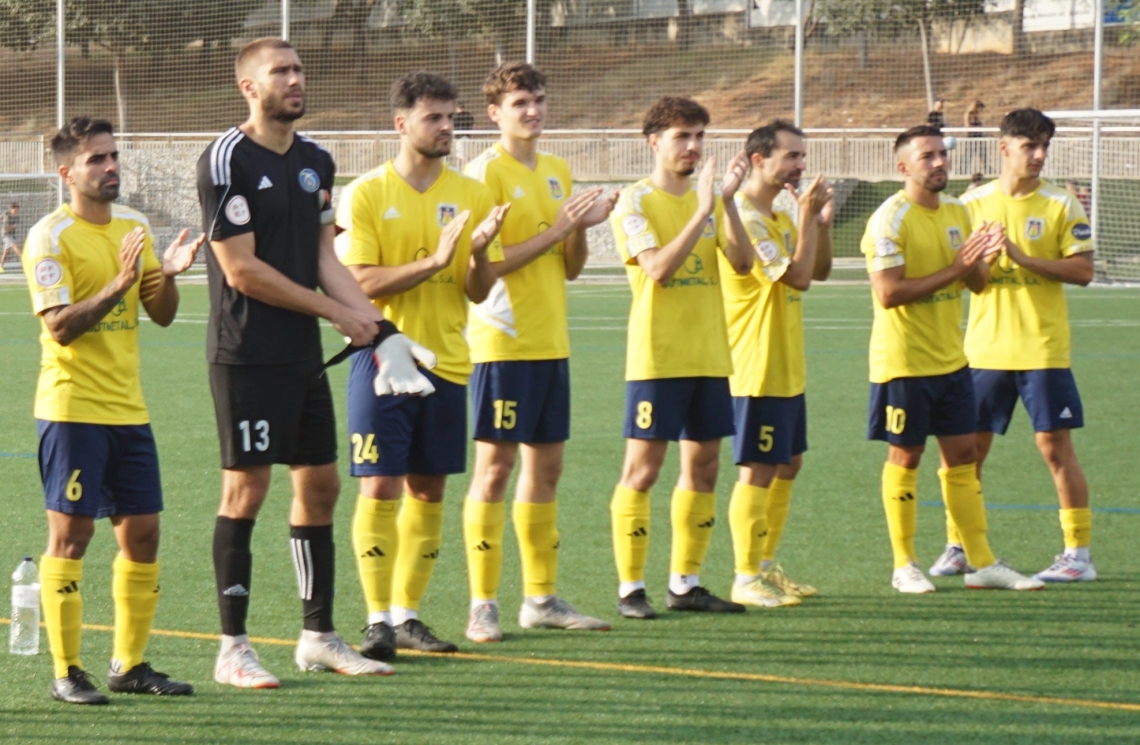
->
[732, 394, 808, 466]
[346, 349, 467, 477]
[972, 368, 1084, 434]
[868, 367, 976, 446]
[471, 359, 570, 443]
[37, 420, 163, 518]
[624, 377, 734, 442]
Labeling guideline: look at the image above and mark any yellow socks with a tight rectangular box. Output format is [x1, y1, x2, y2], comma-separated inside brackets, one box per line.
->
[762, 477, 794, 562]
[111, 555, 159, 673]
[939, 464, 996, 569]
[729, 482, 768, 576]
[352, 495, 398, 615]
[881, 462, 919, 569]
[669, 489, 716, 576]
[392, 496, 443, 611]
[1060, 507, 1092, 551]
[514, 501, 559, 597]
[611, 486, 650, 584]
[464, 498, 506, 601]
[40, 555, 83, 678]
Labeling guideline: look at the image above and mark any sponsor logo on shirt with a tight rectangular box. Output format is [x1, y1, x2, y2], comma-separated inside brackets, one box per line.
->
[1026, 217, 1044, 241]
[757, 239, 780, 263]
[1072, 223, 1092, 241]
[621, 214, 647, 238]
[257, 175, 273, 190]
[874, 237, 898, 257]
[684, 254, 704, 275]
[298, 168, 320, 193]
[225, 195, 251, 226]
[34, 257, 63, 287]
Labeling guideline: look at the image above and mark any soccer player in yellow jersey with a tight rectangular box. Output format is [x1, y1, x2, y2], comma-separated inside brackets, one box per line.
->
[861, 125, 1044, 594]
[25, 118, 203, 704]
[337, 72, 507, 658]
[609, 97, 753, 619]
[461, 62, 616, 641]
[720, 121, 833, 608]
[933, 109, 1096, 583]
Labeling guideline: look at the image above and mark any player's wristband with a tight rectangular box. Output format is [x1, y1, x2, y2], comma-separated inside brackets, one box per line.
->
[321, 319, 398, 373]
[374, 319, 400, 347]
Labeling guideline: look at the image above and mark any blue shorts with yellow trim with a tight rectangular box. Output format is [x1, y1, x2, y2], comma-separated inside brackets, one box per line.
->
[972, 368, 1084, 434]
[37, 420, 163, 518]
[624, 377, 734, 442]
[732, 394, 808, 465]
[346, 349, 467, 477]
[868, 367, 976, 446]
[471, 359, 570, 443]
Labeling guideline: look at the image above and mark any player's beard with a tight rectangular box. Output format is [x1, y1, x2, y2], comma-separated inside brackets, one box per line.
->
[79, 177, 119, 203]
[924, 171, 948, 193]
[262, 90, 305, 123]
[413, 137, 451, 159]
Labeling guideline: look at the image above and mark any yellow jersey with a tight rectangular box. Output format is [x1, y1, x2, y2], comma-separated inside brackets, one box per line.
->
[24, 204, 161, 425]
[719, 196, 804, 397]
[861, 191, 971, 383]
[960, 179, 1093, 370]
[610, 178, 732, 381]
[335, 162, 503, 385]
[463, 144, 572, 362]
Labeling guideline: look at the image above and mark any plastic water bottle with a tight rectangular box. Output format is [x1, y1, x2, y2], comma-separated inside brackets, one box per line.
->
[10, 557, 40, 655]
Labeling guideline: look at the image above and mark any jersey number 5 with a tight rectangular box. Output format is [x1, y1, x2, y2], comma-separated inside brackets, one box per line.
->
[238, 420, 270, 452]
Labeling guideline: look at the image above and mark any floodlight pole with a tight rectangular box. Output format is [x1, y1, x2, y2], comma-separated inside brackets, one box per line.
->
[794, 0, 804, 128]
[526, 0, 536, 65]
[1091, 0, 1103, 243]
[56, 0, 64, 204]
[282, 0, 290, 41]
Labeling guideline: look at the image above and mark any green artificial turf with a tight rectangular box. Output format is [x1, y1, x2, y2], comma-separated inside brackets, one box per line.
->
[0, 280, 1138, 744]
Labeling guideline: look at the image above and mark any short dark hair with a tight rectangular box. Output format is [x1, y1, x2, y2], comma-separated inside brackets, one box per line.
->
[235, 38, 295, 82]
[745, 119, 804, 158]
[894, 124, 943, 153]
[642, 97, 709, 137]
[391, 72, 458, 112]
[51, 117, 114, 167]
[1000, 108, 1055, 141]
[483, 62, 547, 106]
[8, 202, 17, 209]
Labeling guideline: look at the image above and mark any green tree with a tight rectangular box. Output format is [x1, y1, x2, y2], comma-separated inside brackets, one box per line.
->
[401, 0, 526, 65]
[0, 0, 256, 132]
[816, 0, 989, 105]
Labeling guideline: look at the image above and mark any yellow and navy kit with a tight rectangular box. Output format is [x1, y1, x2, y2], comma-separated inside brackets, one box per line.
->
[335, 162, 504, 385]
[861, 191, 972, 383]
[24, 204, 161, 425]
[719, 195, 804, 397]
[464, 144, 572, 362]
[961, 179, 1093, 370]
[610, 178, 732, 381]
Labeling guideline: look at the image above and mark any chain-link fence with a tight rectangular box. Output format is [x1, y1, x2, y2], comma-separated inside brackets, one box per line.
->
[0, 1, 1135, 280]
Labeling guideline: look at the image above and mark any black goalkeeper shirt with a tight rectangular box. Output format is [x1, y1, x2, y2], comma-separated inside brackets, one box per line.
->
[197, 127, 336, 365]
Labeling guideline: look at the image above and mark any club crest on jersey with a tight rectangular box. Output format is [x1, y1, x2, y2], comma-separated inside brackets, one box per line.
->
[547, 177, 563, 200]
[34, 257, 63, 287]
[297, 168, 320, 193]
[947, 227, 963, 250]
[438, 203, 458, 226]
[1026, 217, 1044, 241]
[702, 215, 716, 239]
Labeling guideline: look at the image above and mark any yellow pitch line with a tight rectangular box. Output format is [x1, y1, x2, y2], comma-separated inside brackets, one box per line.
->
[5, 619, 1139, 713]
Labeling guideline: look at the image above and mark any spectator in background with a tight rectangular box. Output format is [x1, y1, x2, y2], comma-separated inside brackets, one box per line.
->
[927, 99, 945, 129]
[965, 100, 985, 135]
[1066, 181, 1092, 214]
[968, 173, 985, 192]
[454, 101, 475, 133]
[0, 202, 21, 271]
